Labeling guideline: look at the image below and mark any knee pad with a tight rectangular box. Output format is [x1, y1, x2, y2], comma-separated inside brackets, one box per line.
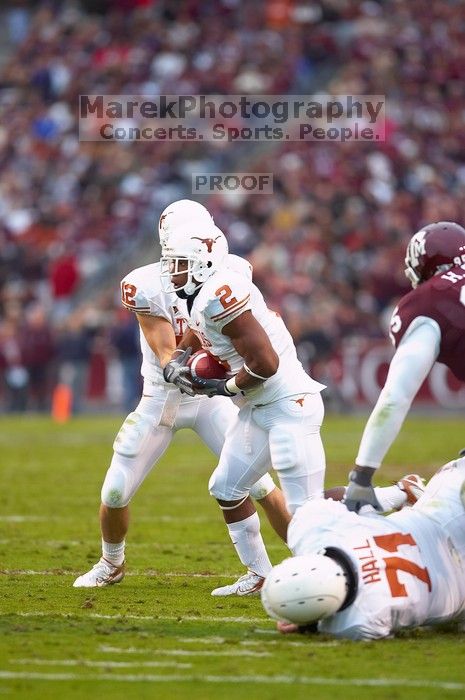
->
[208, 467, 225, 500]
[101, 465, 130, 508]
[113, 411, 153, 458]
[249, 472, 275, 500]
[208, 465, 248, 502]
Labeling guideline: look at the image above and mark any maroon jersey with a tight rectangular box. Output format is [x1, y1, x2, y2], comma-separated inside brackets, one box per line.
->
[390, 265, 465, 381]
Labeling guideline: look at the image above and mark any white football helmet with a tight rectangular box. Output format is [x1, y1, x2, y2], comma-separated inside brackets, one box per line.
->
[161, 225, 229, 296]
[261, 554, 348, 625]
[158, 199, 215, 247]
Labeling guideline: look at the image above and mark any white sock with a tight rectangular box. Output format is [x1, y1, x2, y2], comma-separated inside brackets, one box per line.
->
[102, 539, 125, 566]
[226, 512, 272, 577]
[375, 485, 407, 513]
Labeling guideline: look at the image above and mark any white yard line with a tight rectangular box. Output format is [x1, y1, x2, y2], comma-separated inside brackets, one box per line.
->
[0, 515, 217, 524]
[13, 611, 270, 624]
[0, 540, 287, 552]
[0, 671, 463, 690]
[239, 638, 340, 648]
[0, 570, 239, 578]
[99, 644, 222, 653]
[131, 650, 271, 658]
[99, 639, 337, 651]
[0, 516, 48, 523]
[11, 659, 191, 669]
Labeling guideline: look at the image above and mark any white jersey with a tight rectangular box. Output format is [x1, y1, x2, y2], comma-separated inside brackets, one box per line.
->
[121, 262, 189, 385]
[188, 255, 325, 406]
[288, 492, 465, 640]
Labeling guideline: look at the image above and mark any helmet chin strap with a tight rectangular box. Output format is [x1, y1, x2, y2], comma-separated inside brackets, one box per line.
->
[185, 279, 199, 296]
[324, 547, 358, 612]
[172, 259, 213, 298]
[405, 265, 420, 288]
[175, 278, 202, 299]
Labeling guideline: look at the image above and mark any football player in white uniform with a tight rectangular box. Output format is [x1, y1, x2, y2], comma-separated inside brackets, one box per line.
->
[73, 202, 290, 589]
[261, 455, 465, 640]
[160, 200, 328, 596]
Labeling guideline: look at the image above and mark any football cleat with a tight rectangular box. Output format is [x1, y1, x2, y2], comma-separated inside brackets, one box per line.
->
[397, 474, 426, 506]
[73, 557, 125, 588]
[211, 571, 265, 597]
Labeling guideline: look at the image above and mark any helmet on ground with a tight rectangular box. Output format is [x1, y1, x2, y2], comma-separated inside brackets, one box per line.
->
[261, 554, 348, 625]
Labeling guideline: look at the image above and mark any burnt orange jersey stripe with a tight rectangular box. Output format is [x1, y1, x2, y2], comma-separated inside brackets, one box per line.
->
[210, 294, 250, 320]
[210, 295, 250, 322]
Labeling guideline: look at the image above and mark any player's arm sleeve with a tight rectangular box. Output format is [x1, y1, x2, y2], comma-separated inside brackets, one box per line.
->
[356, 319, 441, 469]
[321, 598, 393, 640]
[327, 619, 392, 640]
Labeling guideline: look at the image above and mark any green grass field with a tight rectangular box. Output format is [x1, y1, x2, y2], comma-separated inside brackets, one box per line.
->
[1, 414, 465, 699]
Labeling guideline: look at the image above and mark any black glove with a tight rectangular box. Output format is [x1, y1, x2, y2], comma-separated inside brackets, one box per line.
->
[344, 470, 383, 513]
[190, 376, 239, 398]
[163, 348, 196, 396]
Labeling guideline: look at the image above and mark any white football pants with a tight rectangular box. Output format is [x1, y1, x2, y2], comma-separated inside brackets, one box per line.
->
[101, 381, 275, 508]
[209, 392, 326, 514]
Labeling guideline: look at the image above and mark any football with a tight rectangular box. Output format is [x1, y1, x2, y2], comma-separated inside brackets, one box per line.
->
[188, 350, 228, 381]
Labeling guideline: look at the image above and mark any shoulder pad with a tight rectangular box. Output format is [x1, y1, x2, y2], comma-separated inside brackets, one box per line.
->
[202, 270, 252, 328]
[120, 263, 168, 316]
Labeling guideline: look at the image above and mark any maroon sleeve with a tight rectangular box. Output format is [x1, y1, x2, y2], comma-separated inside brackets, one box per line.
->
[389, 287, 431, 349]
[389, 268, 465, 381]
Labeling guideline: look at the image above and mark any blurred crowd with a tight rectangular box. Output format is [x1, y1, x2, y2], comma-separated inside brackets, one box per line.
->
[0, 0, 464, 412]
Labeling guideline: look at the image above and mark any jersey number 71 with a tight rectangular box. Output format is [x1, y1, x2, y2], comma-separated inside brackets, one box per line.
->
[374, 533, 432, 598]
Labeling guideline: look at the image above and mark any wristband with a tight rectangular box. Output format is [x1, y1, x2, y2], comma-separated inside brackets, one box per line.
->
[225, 376, 242, 395]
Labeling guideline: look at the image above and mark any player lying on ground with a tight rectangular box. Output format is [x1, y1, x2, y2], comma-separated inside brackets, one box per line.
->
[73, 201, 289, 591]
[160, 200, 424, 596]
[345, 221, 465, 512]
[262, 453, 465, 640]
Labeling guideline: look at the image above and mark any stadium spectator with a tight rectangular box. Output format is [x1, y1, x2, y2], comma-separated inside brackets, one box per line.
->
[20, 301, 55, 411]
[48, 245, 80, 322]
[0, 314, 28, 412]
[109, 308, 142, 413]
[55, 308, 95, 414]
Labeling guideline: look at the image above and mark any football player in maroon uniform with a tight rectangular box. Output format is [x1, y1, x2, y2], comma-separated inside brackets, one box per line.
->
[345, 221, 465, 512]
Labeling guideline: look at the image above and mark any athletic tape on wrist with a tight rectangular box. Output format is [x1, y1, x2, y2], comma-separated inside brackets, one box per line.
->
[225, 376, 242, 395]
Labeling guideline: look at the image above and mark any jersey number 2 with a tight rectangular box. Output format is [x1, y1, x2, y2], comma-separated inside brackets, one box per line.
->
[374, 533, 432, 597]
[215, 285, 238, 309]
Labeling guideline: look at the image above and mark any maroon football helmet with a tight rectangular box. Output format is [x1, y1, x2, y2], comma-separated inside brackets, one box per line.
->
[404, 221, 465, 288]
